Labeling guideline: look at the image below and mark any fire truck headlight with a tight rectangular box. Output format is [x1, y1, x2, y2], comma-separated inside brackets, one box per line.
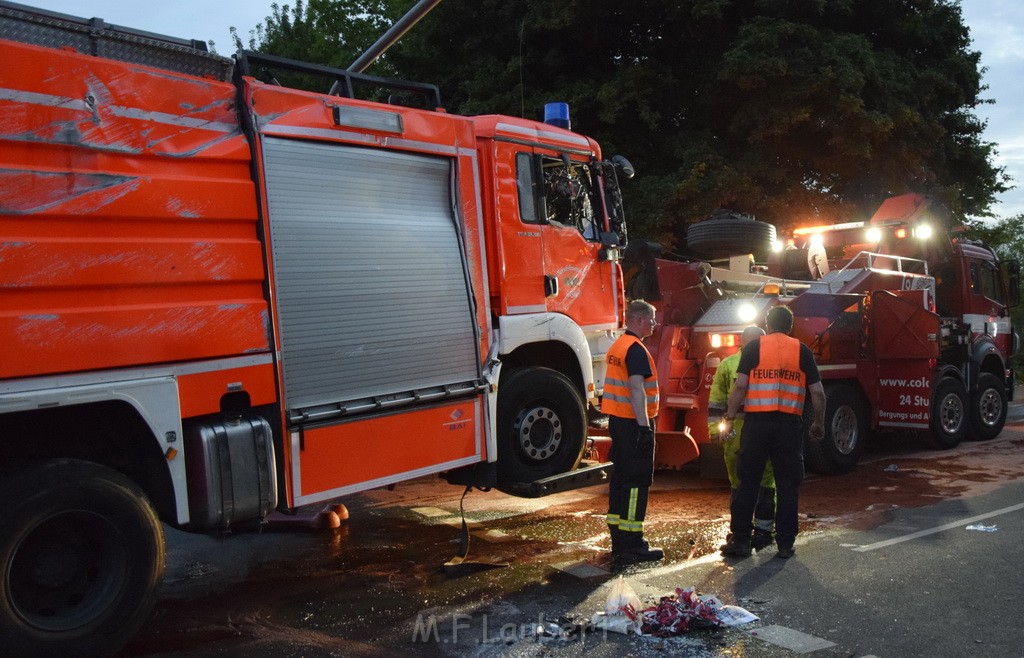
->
[866, 227, 882, 243]
[809, 233, 824, 248]
[771, 240, 784, 253]
[915, 223, 933, 239]
[738, 303, 757, 323]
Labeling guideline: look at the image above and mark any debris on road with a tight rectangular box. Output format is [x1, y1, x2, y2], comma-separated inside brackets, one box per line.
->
[965, 524, 999, 532]
[594, 577, 758, 637]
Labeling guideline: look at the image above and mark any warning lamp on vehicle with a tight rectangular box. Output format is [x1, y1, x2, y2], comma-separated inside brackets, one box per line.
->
[808, 233, 824, 247]
[865, 227, 882, 243]
[544, 102, 571, 130]
[710, 333, 738, 349]
[763, 282, 781, 296]
[914, 223, 933, 239]
[737, 302, 757, 323]
[895, 227, 907, 239]
[771, 240, 784, 253]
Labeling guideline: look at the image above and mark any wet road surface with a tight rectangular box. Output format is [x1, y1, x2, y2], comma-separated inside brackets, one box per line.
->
[122, 418, 1024, 657]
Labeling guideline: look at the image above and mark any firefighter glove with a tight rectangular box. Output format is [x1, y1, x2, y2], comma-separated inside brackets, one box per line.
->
[637, 426, 655, 449]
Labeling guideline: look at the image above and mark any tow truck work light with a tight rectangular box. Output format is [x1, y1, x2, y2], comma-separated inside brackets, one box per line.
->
[710, 333, 738, 349]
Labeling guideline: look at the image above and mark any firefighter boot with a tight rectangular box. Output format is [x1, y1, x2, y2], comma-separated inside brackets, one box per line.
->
[751, 529, 774, 551]
[751, 487, 776, 550]
[611, 528, 663, 565]
[720, 535, 752, 557]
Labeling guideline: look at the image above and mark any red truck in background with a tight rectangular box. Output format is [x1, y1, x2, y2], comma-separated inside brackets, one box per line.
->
[0, 2, 631, 653]
[631, 193, 1018, 475]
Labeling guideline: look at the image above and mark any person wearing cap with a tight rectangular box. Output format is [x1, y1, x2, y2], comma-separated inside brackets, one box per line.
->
[719, 306, 825, 559]
[708, 325, 777, 551]
[601, 299, 664, 565]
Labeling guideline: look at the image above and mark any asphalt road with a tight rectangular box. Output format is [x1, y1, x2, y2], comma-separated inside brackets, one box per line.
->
[123, 413, 1024, 657]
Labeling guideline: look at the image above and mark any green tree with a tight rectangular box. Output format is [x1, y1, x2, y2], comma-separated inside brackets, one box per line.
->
[236, 0, 405, 80]
[250, 0, 1010, 246]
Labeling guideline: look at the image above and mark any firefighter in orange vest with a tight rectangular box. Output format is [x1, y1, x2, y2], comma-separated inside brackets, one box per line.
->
[719, 305, 826, 559]
[601, 299, 664, 564]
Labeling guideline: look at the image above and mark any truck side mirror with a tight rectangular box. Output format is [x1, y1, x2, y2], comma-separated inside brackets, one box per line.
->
[612, 155, 635, 179]
[598, 231, 620, 262]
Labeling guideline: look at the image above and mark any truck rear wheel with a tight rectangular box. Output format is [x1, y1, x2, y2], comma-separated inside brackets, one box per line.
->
[804, 384, 866, 474]
[968, 373, 1006, 441]
[0, 459, 165, 656]
[929, 378, 967, 449]
[496, 367, 587, 485]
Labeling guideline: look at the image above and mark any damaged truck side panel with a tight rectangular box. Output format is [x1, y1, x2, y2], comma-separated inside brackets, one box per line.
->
[0, 3, 628, 654]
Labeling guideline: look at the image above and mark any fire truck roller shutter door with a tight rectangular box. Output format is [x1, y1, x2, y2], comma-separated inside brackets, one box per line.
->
[261, 138, 482, 418]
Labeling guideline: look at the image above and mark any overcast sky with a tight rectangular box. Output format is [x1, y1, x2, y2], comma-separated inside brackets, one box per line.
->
[20, 0, 1024, 218]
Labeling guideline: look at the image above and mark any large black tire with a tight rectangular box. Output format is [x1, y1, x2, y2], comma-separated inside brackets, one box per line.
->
[805, 384, 866, 474]
[968, 373, 1007, 441]
[929, 378, 967, 449]
[0, 460, 165, 656]
[496, 367, 587, 485]
[686, 213, 777, 258]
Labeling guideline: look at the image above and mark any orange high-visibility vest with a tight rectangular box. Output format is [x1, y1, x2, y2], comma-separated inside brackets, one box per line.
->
[602, 334, 659, 419]
[745, 333, 806, 415]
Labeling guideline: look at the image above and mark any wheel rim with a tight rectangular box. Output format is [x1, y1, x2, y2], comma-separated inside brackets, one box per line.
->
[8, 510, 127, 632]
[830, 405, 858, 455]
[977, 387, 1003, 428]
[938, 392, 965, 434]
[512, 404, 563, 462]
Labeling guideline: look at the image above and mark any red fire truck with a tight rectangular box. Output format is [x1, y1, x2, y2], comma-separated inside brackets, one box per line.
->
[632, 193, 1018, 475]
[0, 2, 629, 652]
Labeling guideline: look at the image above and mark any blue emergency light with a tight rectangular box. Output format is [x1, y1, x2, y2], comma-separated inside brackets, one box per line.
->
[544, 102, 571, 130]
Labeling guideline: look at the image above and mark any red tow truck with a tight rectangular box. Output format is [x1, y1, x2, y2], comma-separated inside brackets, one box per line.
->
[633, 193, 1018, 474]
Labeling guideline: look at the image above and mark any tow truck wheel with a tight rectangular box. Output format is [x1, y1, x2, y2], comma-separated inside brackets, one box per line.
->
[0, 459, 165, 656]
[686, 212, 777, 258]
[929, 377, 967, 449]
[496, 367, 587, 486]
[804, 384, 866, 474]
[968, 373, 1007, 441]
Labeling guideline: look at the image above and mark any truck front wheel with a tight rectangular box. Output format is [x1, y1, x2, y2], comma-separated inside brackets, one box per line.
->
[804, 384, 866, 474]
[496, 367, 587, 485]
[968, 373, 1007, 441]
[0, 459, 165, 656]
[929, 378, 967, 449]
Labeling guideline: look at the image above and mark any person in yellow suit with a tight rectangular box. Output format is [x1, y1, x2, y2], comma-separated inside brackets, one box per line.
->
[707, 326, 776, 551]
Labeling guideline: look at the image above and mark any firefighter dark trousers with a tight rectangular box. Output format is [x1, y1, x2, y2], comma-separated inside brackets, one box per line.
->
[730, 412, 804, 549]
[607, 415, 655, 549]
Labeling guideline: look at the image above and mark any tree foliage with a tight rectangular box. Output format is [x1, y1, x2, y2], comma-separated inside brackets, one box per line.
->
[249, 0, 1010, 246]
[234, 0, 405, 72]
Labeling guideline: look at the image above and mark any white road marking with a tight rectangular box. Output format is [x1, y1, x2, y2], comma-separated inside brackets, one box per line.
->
[748, 624, 836, 653]
[411, 506, 453, 518]
[554, 561, 609, 578]
[853, 502, 1024, 552]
